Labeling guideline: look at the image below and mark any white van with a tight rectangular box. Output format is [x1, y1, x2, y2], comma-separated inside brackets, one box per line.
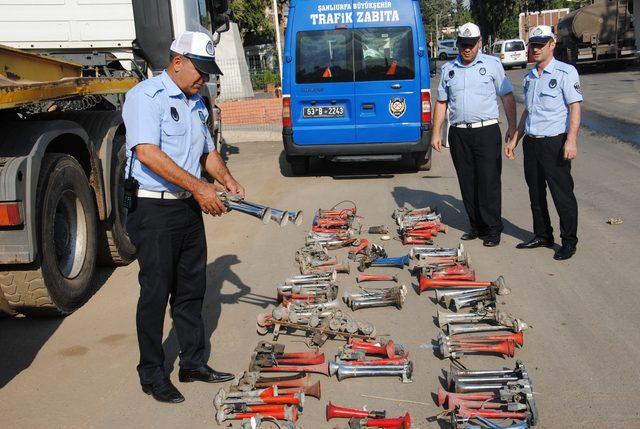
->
[492, 39, 528, 69]
[437, 39, 458, 60]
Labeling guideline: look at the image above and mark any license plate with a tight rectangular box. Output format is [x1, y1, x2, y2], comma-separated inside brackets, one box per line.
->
[303, 106, 345, 118]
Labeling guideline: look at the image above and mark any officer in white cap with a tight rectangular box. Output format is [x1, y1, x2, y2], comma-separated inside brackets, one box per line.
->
[431, 22, 517, 247]
[122, 31, 243, 403]
[505, 25, 582, 261]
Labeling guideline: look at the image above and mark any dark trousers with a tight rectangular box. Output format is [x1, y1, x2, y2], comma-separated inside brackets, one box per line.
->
[126, 197, 207, 385]
[523, 135, 578, 247]
[448, 124, 503, 237]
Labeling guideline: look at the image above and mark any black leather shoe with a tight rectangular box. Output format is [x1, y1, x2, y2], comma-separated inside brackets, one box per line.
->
[460, 231, 479, 240]
[482, 237, 500, 247]
[141, 379, 185, 403]
[516, 237, 554, 249]
[178, 365, 235, 383]
[554, 245, 576, 261]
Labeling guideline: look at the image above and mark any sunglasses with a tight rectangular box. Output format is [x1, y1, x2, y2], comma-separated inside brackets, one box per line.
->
[456, 42, 476, 49]
[529, 42, 549, 49]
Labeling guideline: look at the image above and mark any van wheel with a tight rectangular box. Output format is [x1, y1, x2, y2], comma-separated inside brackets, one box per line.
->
[439, 53, 448, 60]
[287, 156, 309, 175]
[413, 145, 433, 171]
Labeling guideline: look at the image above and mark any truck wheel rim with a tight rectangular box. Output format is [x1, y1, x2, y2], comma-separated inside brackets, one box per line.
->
[53, 190, 88, 279]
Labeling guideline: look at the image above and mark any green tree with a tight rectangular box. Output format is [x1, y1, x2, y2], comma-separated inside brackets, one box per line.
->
[419, 0, 456, 40]
[230, 0, 274, 44]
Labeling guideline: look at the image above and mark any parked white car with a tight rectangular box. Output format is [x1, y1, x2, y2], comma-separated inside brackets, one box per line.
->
[437, 39, 458, 60]
[492, 39, 528, 69]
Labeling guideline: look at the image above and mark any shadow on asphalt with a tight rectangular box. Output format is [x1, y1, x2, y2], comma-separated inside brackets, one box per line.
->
[391, 186, 533, 242]
[0, 266, 115, 388]
[218, 137, 240, 162]
[278, 150, 429, 179]
[162, 255, 276, 374]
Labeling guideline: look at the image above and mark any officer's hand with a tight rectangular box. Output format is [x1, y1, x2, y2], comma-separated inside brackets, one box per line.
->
[224, 177, 246, 199]
[504, 139, 518, 160]
[193, 182, 227, 216]
[564, 139, 577, 160]
[505, 126, 517, 144]
[431, 135, 443, 152]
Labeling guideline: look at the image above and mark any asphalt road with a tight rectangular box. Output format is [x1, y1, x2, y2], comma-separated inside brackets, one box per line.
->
[1, 68, 640, 429]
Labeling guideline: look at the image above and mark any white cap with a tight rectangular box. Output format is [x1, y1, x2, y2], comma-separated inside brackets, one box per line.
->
[170, 31, 223, 75]
[528, 25, 555, 43]
[457, 23, 481, 43]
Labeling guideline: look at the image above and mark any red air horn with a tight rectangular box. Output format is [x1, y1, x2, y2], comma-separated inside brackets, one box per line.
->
[451, 340, 515, 357]
[258, 361, 330, 376]
[326, 402, 386, 420]
[348, 339, 400, 358]
[454, 331, 524, 347]
[357, 274, 398, 283]
[363, 412, 412, 428]
[437, 386, 495, 407]
[279, 380, 322, 399]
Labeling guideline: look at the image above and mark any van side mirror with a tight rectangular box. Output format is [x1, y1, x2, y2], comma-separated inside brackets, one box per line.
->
[213, 14, 230, 33]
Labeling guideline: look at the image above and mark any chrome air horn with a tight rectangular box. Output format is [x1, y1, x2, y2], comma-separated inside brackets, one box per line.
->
[217, 192, 302, 227]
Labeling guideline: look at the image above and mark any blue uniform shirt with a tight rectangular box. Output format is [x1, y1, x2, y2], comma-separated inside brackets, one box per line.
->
[123, 71, 215, 192]
[437, 53, 513, 125]
[523, 58, 583, 137]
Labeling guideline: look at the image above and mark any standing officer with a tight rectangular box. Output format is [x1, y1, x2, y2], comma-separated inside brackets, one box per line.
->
[431, 23, 517, 247]
[123, 31, 244, 403]
[505, 25, 582, 261]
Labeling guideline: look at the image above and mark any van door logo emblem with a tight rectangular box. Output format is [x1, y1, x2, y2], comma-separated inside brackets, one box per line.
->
[549, 79, 557, 89]
[389, 97, 406, 118]
[171, 107, 180, 121]
[479, 67, 486, 75]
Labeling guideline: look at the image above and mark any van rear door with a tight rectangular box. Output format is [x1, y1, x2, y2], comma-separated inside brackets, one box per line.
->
[352, 1, 420, 144]
[289, 0, 355, 145]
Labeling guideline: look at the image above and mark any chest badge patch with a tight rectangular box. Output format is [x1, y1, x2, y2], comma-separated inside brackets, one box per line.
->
[524, 81, 530, 92]
[479, 67, 487, 75]
[448, 70, 455, 79]
[198, 110, 206, 123]
[549, 79, 558, 89]
[389, 97, 407, 118]
[170, 107, 180, 122]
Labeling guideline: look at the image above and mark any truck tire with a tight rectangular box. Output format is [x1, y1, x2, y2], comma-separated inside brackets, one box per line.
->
[287, 156, 310, 175]
[0, 154, 99, 315]
[0, 288, 16, 317]
[97, 136, 136, 266]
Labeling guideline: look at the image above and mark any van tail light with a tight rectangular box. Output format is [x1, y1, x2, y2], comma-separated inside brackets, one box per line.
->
[0, 202, 23, 226]
[283, 95, 292, 128]
[421, 90, 431, 124]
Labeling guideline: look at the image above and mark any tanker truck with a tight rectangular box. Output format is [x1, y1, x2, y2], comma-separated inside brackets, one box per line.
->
[555, 0, 637, 66]
[0, 1, 230, 317]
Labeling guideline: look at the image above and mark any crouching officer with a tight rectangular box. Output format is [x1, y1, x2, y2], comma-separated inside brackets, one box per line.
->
[431, 23, 517, 247]
[505, 25, 582, 261]
[123, 31, 244, 403]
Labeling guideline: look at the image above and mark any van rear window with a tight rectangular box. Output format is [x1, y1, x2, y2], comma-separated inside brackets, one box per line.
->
[505, 41, 525, 52]
[296, 31, 353, 83]
[355, 27, 414, 81]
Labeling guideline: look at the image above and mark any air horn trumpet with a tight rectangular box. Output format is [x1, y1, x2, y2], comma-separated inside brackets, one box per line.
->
[326, 402, 386, 420]
[419, 275, 510, 294]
